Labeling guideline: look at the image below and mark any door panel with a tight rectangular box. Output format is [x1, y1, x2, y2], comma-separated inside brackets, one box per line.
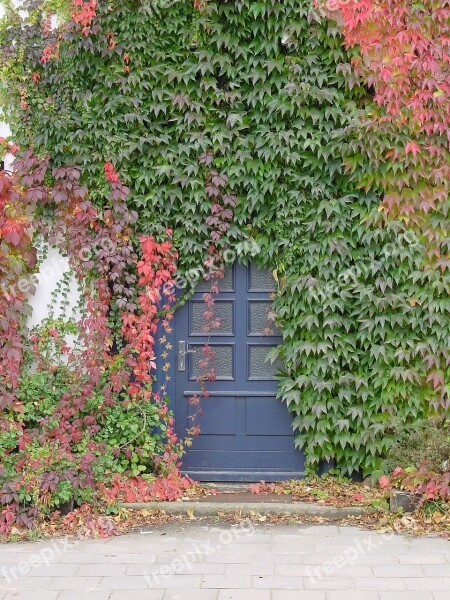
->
[245, 397, 296, 436]
[187, 397, 237, 435]
[174, 261, 305, 481]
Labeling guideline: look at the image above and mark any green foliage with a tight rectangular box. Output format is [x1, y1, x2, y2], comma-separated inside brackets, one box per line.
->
[92, 398, 168, 476]
[0, 310, 172, 517]
[0, 362, 170, 514]
[272, 202, 449, 474]
[17, 369, 73, 424]
[385, 419, 450, 474]
[2, 0, 449, 477]
[15, 363, 168, 477]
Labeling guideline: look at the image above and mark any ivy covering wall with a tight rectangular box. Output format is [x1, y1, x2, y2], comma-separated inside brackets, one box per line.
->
[2, 0, 449, 476]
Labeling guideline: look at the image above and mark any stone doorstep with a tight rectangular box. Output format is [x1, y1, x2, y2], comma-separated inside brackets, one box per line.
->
[120, 500, 372, 519]
[196, 492, 293, 504]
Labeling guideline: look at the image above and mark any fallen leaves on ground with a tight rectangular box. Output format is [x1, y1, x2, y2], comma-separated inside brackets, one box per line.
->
[1, 503, 448, 544]
[1, 475, 448, 543]
[248, 475, 386, 508]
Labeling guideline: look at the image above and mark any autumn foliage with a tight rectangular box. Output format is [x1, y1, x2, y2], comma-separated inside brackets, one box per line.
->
[1, 0, 450, 533]
[0, 151, 38, 406]
[0, 153, 185, 533]
[323, 0, 450, 265]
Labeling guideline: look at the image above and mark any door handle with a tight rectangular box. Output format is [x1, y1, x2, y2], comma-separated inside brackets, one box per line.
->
[178, 340, 197, 371]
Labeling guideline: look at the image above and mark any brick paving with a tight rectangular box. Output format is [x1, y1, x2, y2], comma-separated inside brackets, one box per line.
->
[0, 522, 449, 599]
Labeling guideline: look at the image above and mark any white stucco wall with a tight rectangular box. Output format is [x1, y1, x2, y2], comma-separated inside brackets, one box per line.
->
[27, 248, 81, 329]
[0, 121, 14, 171]
[1, 120, 81, 327]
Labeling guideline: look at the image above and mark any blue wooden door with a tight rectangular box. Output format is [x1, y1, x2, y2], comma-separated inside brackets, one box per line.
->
[174, 262, 305, 481]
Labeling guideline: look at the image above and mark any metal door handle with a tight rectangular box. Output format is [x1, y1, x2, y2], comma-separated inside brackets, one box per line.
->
[178, 341, 197, 371]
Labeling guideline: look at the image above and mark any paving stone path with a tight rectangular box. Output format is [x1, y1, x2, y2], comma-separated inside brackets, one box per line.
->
[1, 522, 450, 599]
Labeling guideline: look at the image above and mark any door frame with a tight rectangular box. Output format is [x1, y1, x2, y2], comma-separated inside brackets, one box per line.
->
[154, 262, 309, 481]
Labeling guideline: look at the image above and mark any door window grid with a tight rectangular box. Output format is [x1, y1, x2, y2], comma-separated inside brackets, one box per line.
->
[195, 264, 234, 292]
[190, 300, 234, 336]
[248, 263, 277, 292]
[248, 300, 280, 337]
[248, 344, 282, 380]
[189, 343, 235, 381]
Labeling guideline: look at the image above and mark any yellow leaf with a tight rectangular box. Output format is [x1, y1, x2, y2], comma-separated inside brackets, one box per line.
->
[408, 297, 420, 307]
